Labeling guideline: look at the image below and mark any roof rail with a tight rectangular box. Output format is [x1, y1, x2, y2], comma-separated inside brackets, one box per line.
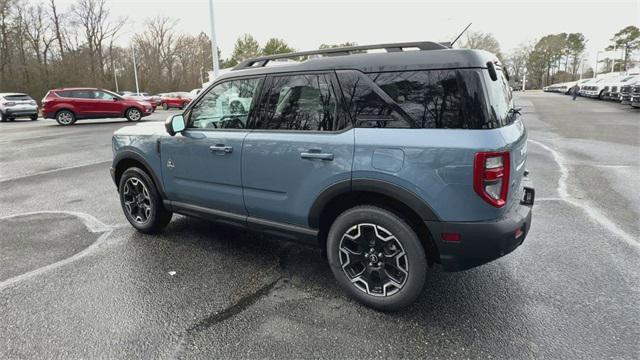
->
[232, 41, 449, 70]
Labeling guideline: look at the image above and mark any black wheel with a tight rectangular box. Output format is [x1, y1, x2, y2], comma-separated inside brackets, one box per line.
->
[0, 112, 6, 122]
[118, 167, 172, 233]
[125, 107, 142, 122]
[162, 102, 168, 110]
[326, 206, 427, 311]
[55, 110, 76, 125]
[8, 117, 15, 121]
[30, 115, 38, 121]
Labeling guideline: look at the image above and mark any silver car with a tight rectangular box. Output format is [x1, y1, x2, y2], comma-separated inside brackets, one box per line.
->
[0, 93, 38, 122]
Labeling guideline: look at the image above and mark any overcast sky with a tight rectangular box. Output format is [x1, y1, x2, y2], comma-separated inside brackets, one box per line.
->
[54, 0, 639, 69]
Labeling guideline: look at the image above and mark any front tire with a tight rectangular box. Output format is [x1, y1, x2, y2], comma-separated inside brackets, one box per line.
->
[125, 107, 142, 122]
[55, 110, 76, 125]
[118, 167, 172, 234]
[31, 115, 38, 121]
[326, 206, 427, 311]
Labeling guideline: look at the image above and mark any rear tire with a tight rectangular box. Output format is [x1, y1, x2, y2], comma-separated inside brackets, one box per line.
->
[0, 112, 6, 122]
[162, 102, 168, 110]
[55, 110, 76, 125]
[326, 205, 427, 311]
[118, 167, 172, 234]
[30, 115, 38, 121]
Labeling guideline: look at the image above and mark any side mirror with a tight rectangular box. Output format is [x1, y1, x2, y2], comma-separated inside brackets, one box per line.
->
[165, 114, 186, 136]
[113, 97, 119, 101]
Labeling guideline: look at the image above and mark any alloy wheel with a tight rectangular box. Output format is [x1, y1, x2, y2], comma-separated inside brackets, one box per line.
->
[128, 108, 141, 121]
[339, 223, 409, 297]
[57, 112, 73, 125]
[122, 177, 152, 224]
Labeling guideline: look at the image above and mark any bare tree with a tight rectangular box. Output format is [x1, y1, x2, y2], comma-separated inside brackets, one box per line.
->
[71, 0, 125, 84]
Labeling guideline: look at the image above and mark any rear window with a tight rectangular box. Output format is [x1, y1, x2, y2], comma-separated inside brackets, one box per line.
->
[338, 69, 515, 129]
[4, 95, 32, 101]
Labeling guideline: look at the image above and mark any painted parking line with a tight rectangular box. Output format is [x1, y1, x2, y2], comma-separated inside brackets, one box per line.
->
[528, 139, 639, 251]
[0, 211, 116, 291]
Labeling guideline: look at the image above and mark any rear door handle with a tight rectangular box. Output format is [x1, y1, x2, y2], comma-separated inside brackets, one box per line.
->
[301, 150, 334, 161]
[209, 144, 233, 154]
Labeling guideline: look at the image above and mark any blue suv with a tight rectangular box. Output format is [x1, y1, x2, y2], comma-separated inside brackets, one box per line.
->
[111, 42, 534, 310]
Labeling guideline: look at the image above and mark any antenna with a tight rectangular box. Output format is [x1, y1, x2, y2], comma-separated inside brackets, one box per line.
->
[450, 22, 472, 48]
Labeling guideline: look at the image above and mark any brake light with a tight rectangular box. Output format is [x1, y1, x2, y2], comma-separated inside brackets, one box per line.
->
[473, 151, 510, 207]
[4, 101, 16, 107]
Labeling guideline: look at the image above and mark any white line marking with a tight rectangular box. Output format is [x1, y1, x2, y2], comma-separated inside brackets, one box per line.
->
[0, 160, 111, 183]
[0, 211, 118, 291]
[528, 139, 639, 251]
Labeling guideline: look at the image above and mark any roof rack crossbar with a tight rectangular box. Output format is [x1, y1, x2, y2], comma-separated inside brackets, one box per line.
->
[232, 41, 449, 70]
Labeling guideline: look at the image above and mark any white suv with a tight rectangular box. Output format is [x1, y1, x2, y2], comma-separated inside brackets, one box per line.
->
[0, 93, 39, 122]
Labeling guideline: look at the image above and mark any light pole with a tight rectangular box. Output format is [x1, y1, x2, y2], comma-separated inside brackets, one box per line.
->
[132, 46, 140, 94]
[208, 0, 220, 80]
[594, 51, 604, 78]
[114, 68, 119, 93]
[579, 58, 588, 80]
[522, 68, 527, 92]
[611, 47, 617, 73]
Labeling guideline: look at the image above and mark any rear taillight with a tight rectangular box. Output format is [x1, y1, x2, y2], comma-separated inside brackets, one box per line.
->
[473, 151, 510, 208]
[4, 101, 16, 107]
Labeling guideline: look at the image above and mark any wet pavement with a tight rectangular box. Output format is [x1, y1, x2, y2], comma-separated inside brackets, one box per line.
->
[0, 97, 638, 359]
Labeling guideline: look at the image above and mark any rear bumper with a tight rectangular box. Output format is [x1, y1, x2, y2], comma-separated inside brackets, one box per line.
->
[3, 108, 38, 117]
[426, 191, 533, 272]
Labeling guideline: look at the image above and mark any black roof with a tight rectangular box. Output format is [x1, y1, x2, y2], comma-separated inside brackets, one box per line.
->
[217, 47, 498, 82]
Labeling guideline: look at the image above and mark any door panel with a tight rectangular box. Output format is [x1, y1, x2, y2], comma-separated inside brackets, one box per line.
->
[242, 72, 354, 227]
[242, 131, 354, 226]
[160, 76, 263, 216]
[161, 130, 247, 215]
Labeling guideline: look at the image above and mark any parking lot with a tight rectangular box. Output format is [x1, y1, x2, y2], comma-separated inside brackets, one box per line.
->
[1, 93, 638, 359]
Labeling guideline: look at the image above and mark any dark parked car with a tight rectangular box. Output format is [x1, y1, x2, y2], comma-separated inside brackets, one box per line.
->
[42, 88, 153, 125]
[111, 42, 534, 310]
[0, 93, 38, 122]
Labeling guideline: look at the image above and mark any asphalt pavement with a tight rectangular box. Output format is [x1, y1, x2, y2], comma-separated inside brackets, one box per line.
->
[0, 96, 638, 359]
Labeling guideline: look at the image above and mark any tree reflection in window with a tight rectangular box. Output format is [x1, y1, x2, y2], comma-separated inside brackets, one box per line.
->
[258, 74, 338, 131]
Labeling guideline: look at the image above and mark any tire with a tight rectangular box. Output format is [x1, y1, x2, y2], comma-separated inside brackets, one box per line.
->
[118, 167, 172, 234]
[162, 102, 168, 110]
[55, 110, 76, 125]
[598, 90, 605, 100]
[31, 115, 38, 121]
[0, 112, 6, 122]
[326, 205, 427, 311]
[125, 107, 142, 122]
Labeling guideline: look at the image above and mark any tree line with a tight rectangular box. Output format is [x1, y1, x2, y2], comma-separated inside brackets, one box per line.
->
[506, 26, 639, 89]
[0, 0, 300, 101]
[1, 0, 638, 100]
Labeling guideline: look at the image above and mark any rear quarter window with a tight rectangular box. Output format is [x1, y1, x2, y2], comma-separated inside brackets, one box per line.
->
[337, 69, 515, 129]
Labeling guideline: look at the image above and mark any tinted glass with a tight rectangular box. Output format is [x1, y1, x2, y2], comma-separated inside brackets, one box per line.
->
[4, 95, 32, 101]
[337, 71, 410, 128]
[369, 70, 491, 129]
[93, 91, 115, 100]
[256, 74, 344, 131]
[69, 90, 92, 99]
[189, 77, 261, 129]
[483, 69, 514, 128]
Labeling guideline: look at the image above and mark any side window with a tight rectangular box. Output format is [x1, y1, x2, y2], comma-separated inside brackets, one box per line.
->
[70, 90, 92, 99]
[189, 77, 261, 129]
[256, 74, 344, 131]
[336, 71, 410, 128]
[369, 70, 487, 129]
[93, 91, 115, 100]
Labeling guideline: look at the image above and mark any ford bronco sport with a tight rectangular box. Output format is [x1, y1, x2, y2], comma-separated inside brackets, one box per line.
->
[111, 42, 534, 310]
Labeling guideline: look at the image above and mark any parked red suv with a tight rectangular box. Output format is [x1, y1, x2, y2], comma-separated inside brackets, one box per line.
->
[42, 88, 153, 125]
[159, 92, 191, 110]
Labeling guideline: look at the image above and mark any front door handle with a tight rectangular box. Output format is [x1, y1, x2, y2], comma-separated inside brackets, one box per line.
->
[209, 144, 233, 154]
[301, 150, 334, 161]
